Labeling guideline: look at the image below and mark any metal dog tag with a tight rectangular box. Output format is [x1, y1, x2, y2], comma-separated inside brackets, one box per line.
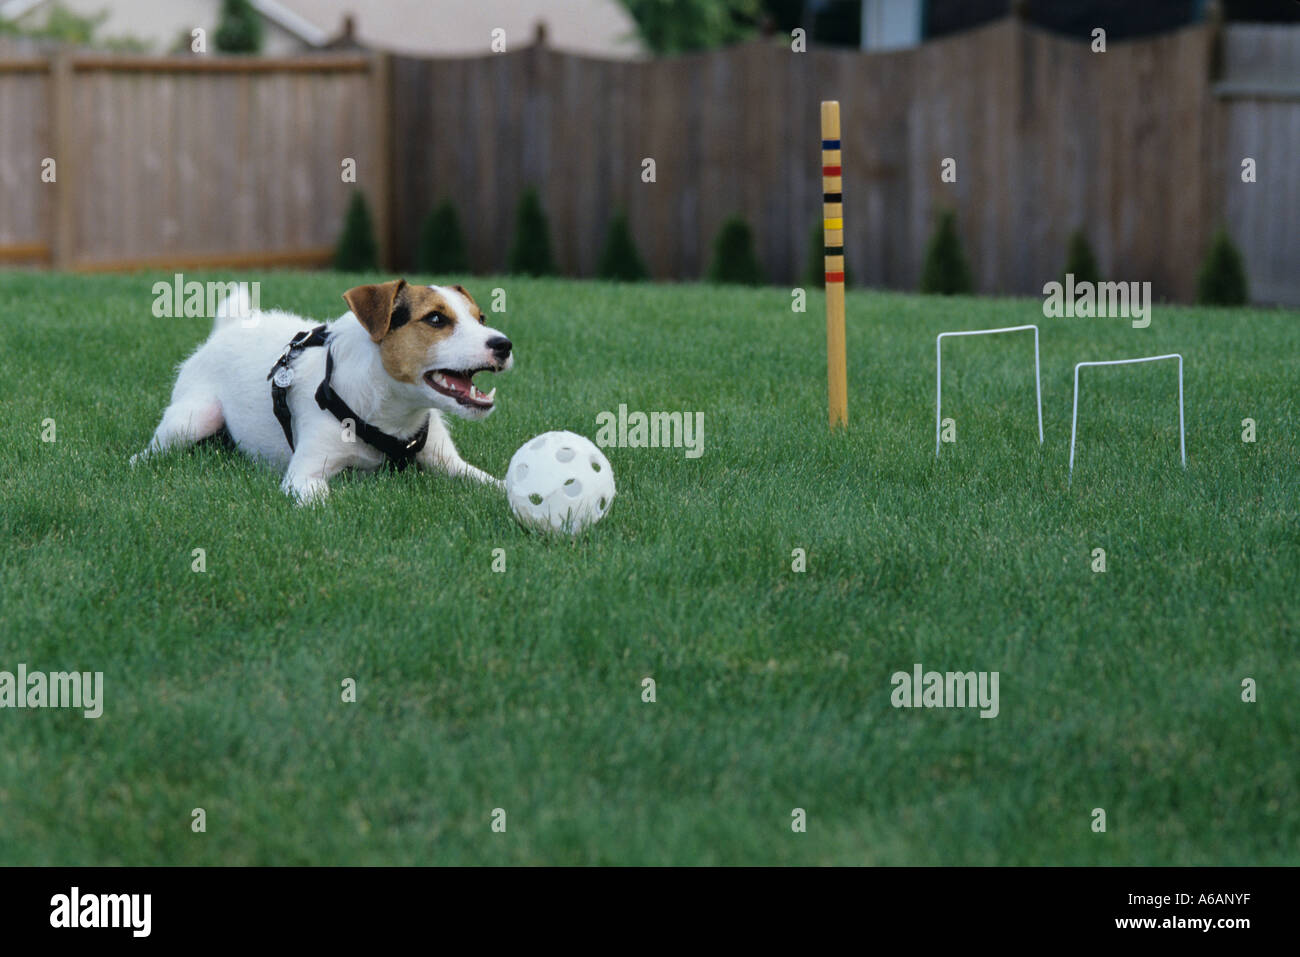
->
[273, 365, 294, 389]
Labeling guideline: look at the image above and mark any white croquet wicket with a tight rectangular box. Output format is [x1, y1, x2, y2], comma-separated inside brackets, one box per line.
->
[936, 325, 1044, 458]
[1068, 353, 1186, 485]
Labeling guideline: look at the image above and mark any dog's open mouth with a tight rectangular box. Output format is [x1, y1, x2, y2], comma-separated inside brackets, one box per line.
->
[424, 368, 497, 408]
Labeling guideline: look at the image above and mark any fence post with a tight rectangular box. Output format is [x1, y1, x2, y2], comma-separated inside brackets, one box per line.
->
[370, 51, 394, 271]
[51, 52, 76, 269]
[1206, 0, 1225, 82]
[1200, 14, 1223, 303]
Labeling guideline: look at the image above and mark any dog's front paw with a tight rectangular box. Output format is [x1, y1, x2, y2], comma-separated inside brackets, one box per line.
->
[284, 479, 330, 506]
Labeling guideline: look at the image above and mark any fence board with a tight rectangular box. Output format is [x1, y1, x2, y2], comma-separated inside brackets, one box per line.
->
[0, 53, 378, 270]
[0, 64, 53, 258]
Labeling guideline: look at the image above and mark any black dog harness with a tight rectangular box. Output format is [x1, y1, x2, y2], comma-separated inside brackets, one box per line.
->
[267, 325, 429, 471]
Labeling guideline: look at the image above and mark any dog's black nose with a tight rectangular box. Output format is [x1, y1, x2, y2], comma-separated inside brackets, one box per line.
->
[487, 336, 512, 360]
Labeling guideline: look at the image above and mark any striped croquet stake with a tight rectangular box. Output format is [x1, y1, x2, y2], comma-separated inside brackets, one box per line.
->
[821, 100, 848, 429]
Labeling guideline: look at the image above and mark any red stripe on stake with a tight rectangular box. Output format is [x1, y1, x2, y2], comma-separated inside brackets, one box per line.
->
[825, 271, 845, 284]
[822, 165, 841, 176]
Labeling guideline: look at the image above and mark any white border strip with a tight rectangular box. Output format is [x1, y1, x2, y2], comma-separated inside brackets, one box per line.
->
[936, 325, 1043, 458]
[0, 0, 44, 20]
[1069, 353, 1185, 485]
[250, 0, 331, 47]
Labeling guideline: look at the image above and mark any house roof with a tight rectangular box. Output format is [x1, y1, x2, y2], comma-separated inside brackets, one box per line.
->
[0, 0, 330, 47]
[1, 0, 645, 58]
[275, 0, 644, 58]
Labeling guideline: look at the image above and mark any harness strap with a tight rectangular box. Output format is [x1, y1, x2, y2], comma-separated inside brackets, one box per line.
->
[266, 325, 428, 471]
[314, 350, 430, 472]
[266, 324, 330, 452]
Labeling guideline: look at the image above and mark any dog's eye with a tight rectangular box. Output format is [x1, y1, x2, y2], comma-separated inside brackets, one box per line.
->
[423, 312, 449, 328]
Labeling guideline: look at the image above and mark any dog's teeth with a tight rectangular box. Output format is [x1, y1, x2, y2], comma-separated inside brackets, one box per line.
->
[484, 388, 496, 401]
[431, 373, 447, 386]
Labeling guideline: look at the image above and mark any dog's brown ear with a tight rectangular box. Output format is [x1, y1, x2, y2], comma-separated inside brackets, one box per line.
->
[343, 279, 406, 342]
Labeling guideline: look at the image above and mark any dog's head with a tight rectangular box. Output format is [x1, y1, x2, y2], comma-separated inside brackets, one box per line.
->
[343, 279, 513, 421]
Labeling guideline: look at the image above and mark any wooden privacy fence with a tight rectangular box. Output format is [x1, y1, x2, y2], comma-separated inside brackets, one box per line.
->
[388, 18, 1297, 304]
[1214, 25, 1300, 305]
[0, 19, 1296, 303]
[0, 53, 384, 270]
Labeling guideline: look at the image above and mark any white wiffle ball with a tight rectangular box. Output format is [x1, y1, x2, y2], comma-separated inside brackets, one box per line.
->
[505, 431, 616, 534]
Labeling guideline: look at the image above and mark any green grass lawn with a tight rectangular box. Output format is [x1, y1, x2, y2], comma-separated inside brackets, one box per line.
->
[0, 270, 1296, 865]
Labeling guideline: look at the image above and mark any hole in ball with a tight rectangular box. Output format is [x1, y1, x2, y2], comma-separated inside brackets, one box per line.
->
[528, 493, 543, 505]
[556, 447, 575, 463]
[564, 480, 582, 497]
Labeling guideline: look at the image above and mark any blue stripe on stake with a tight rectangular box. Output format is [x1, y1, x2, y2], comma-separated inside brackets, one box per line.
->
[821, 139, 840, 149]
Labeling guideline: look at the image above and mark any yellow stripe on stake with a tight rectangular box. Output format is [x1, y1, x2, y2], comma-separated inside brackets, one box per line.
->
[821, 100, 848, 429]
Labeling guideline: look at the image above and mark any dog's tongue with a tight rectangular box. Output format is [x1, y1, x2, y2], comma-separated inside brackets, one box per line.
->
[441, 371, 473, 395]
[428, 370, 495, 407]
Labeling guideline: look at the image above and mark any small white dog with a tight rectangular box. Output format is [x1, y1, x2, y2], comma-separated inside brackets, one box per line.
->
[133, 279, 513, 503]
